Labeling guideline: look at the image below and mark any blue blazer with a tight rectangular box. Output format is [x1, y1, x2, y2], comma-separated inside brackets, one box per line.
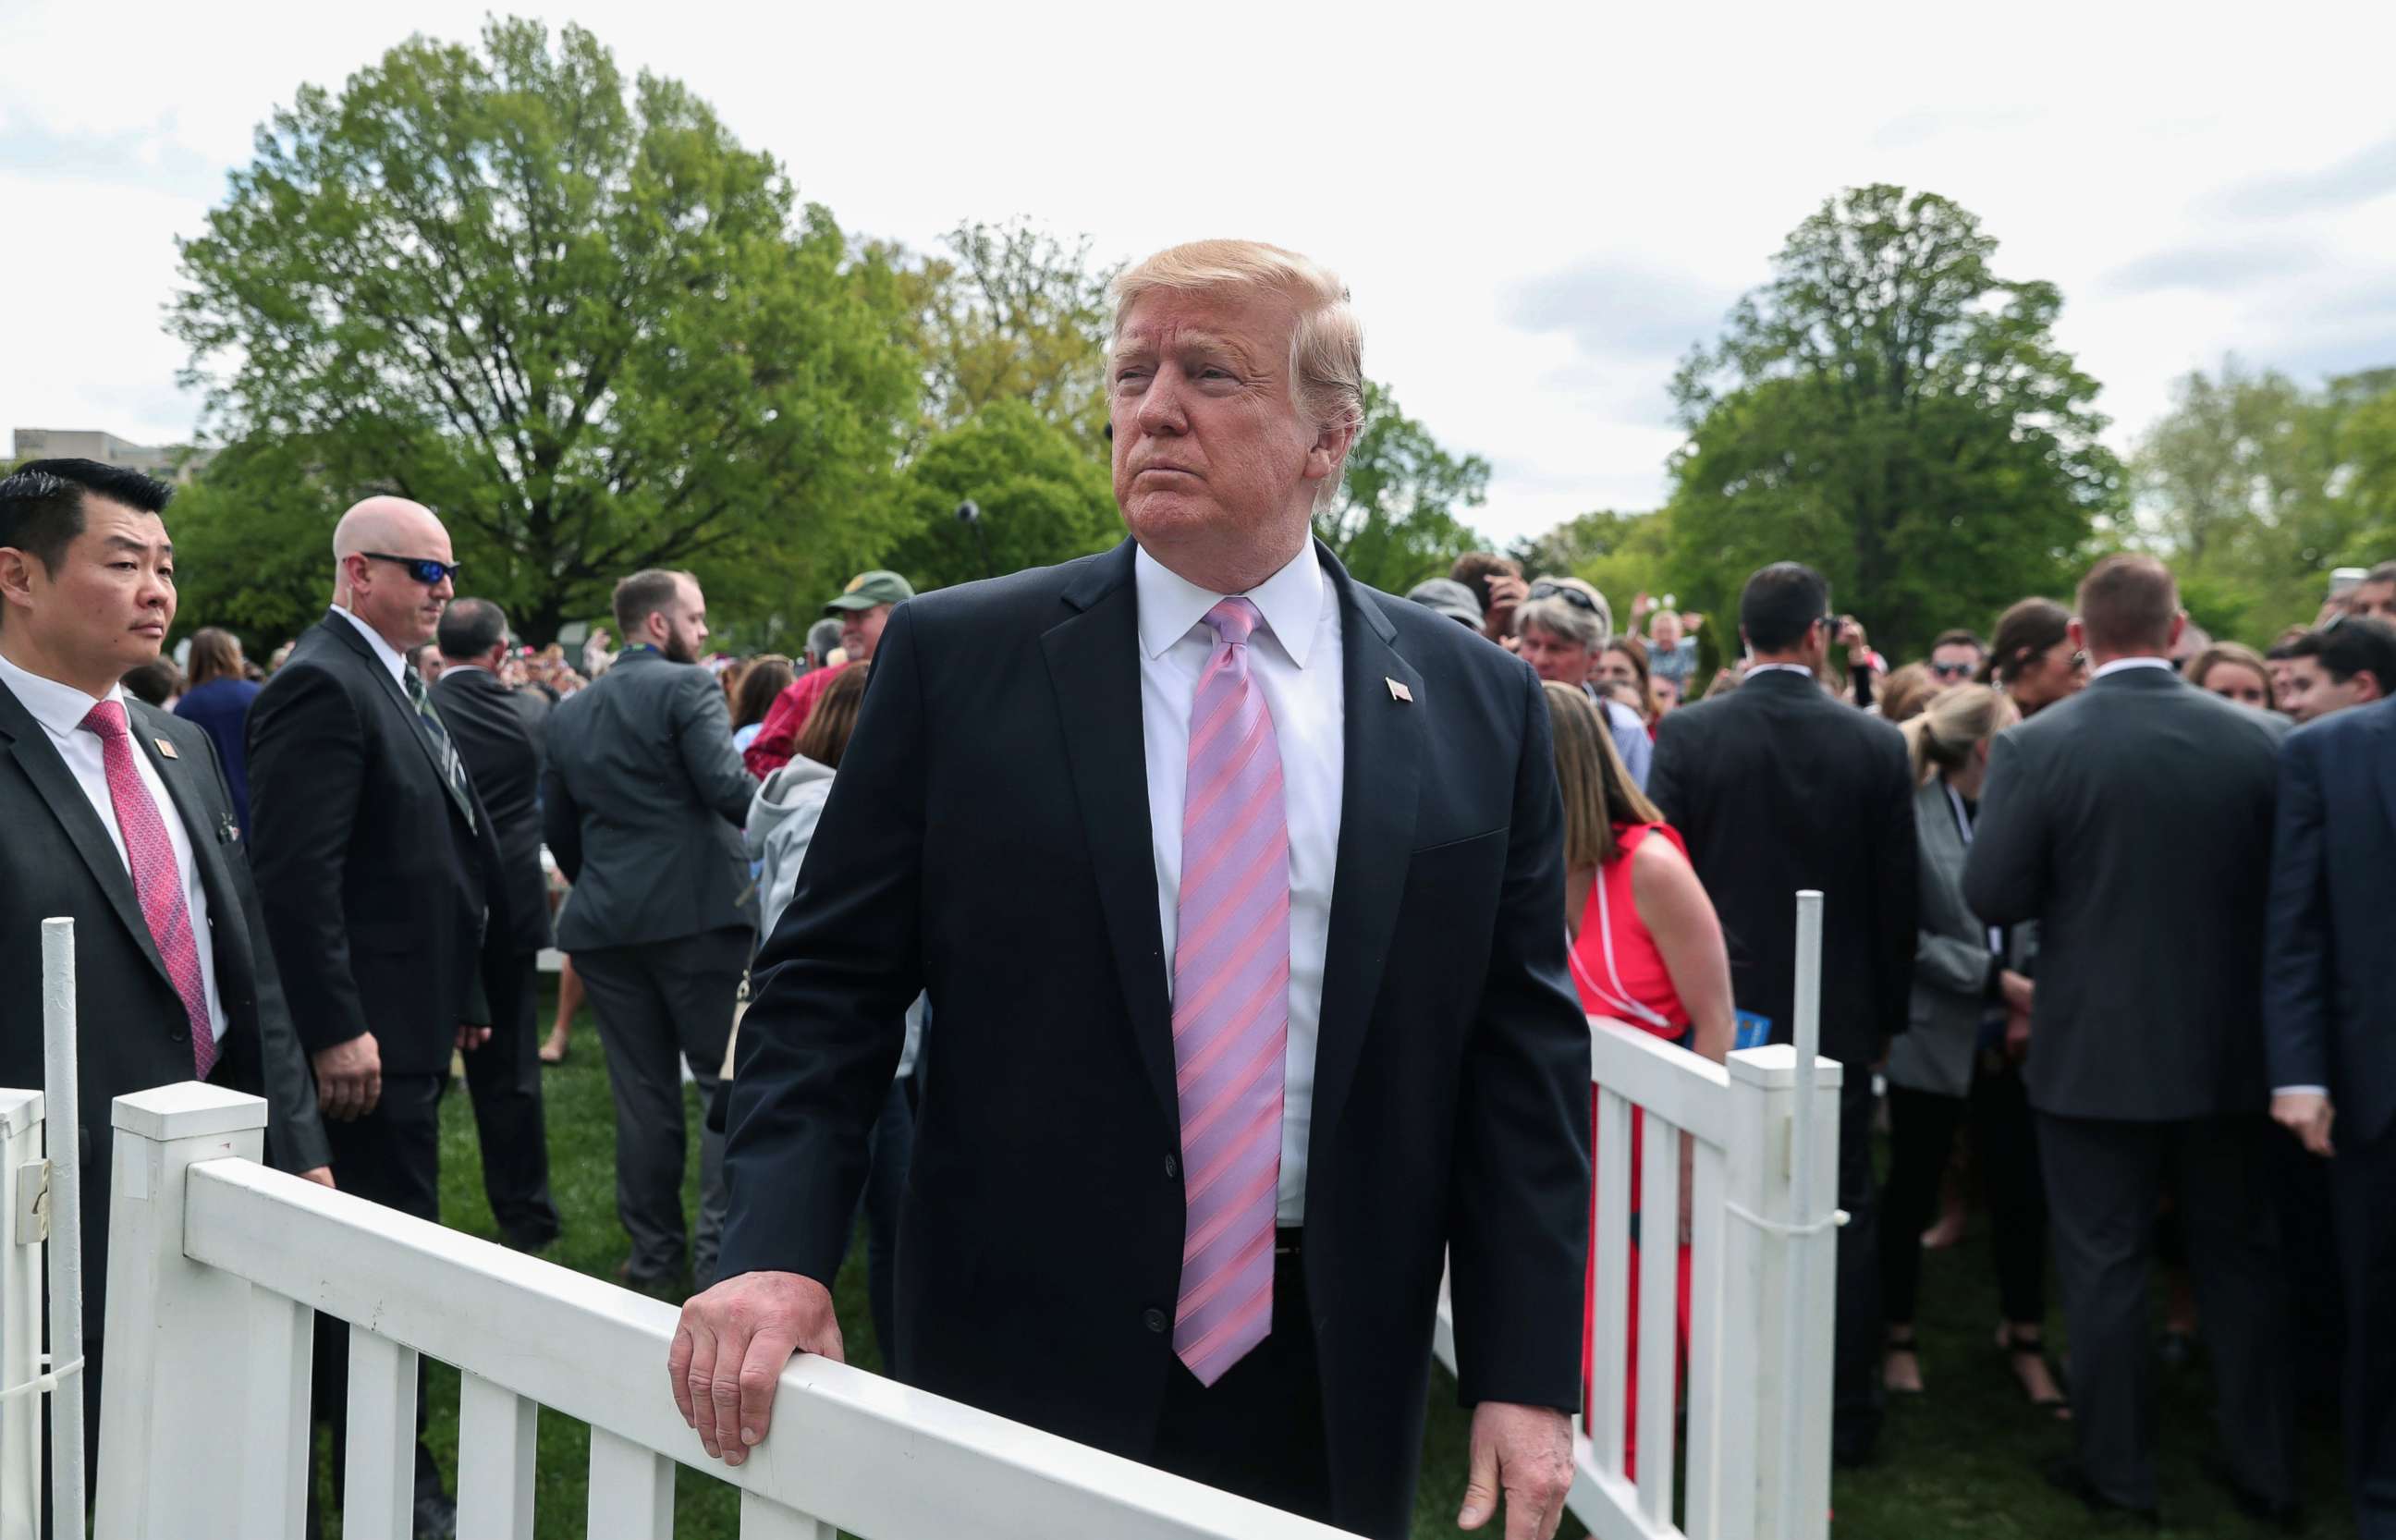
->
[2265, 695, 2396, 1145]
[173, 676, 262, 830]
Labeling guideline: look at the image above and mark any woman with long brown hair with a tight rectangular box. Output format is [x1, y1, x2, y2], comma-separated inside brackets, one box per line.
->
[1983, 598, 2084, 717]
[172, 626, 264, 829]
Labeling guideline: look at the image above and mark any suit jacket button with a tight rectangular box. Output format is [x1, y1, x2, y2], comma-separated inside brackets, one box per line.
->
[1143, 1308, 1168, 1334]
[1163, 1154, 1179, 1180]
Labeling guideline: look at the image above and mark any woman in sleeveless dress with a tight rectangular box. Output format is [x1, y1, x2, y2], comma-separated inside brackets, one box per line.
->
[1543, 681, 1734, 1478]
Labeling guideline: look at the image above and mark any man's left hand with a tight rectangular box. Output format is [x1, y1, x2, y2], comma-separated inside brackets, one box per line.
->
[298, 1167, 336, 1189]
[457, 1023, 492, 1052]
[1458, 1401, 1572, 1539]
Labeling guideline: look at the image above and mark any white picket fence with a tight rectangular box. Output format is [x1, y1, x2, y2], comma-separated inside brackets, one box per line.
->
[1435, 1021, 1841, 1540]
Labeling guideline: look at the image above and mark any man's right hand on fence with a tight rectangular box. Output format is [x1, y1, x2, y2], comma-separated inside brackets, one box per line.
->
[311, 1033, 382, 1120]
[670, 1269, 845, 1466]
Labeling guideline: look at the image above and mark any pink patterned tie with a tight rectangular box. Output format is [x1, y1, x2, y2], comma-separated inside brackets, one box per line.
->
[80, 702, 216, 1078]
[1171, 597, 1290, 1387]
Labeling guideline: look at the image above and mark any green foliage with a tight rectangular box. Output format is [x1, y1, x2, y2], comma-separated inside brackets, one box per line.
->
[1666, 185, 2120, 657]
[877, 401, 1121, 592]
[1315, 380, 1491, 593]
[170, 18, 921, 644]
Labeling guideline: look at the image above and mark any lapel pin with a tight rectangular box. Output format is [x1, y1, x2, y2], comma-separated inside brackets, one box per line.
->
[153, 737, 178, 759]
[1386, 678, 1413, 703]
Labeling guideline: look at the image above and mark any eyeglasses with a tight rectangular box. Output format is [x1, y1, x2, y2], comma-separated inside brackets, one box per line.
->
[1928, 660, 1977, 680]
[1527, 581, 1599, 614]
[361, 552, 461, 585]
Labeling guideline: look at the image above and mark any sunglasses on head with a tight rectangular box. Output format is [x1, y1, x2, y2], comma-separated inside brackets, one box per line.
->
[361, 552, 461, 585]
[1527, 581, 1598, 613]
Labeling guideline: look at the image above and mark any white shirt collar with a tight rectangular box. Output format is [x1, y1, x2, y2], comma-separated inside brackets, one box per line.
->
[2090, 656, 2173, 681]
[1746, 662, 1818, 678]
[439, 661, 490, 678]
[331, 605, 410, 683]
[0, 649, 123, 738]
[1133, 543, 1326, 668]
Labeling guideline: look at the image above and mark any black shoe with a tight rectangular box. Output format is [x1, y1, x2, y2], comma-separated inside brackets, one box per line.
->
[412, 1491, 458, 1540]
[2042, 1457, 2158, 1528]
[2199, 1455, 2304, 1534]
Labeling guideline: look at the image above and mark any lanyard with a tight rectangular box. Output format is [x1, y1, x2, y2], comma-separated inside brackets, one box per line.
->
[1566, 856, 1676, 1032]
[1946, 779, 2004, 958]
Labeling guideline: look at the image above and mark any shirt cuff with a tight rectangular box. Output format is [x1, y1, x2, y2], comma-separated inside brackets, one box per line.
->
[2272, 1086, 2329, 1098]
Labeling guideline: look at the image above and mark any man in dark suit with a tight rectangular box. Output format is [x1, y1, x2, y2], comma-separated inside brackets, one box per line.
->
[0, 458, 332, 1485]
[248, 495, 512, 1540]
[669, 242, 1589, 1540]
[542, 568, 755, 1293]
[434, 597, 559, 1252]
[2266, 692, 2396, 1537]
[1965, 554, 2294, 1525]
[1645, 560, 1917, 1467]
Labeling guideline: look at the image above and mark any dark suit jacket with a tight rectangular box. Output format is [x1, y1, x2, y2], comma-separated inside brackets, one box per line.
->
[247, 613, 512, 1078]
[541, 648, 756, 950]
[434, 667, 553, 957]
[718, 540, 1591, 1538]
[0, 678, 329, 1315]
[2264, 695, 2396, 1144]
[1646, 666, 1918, 1067]
[1963, 665, 2283, 1120]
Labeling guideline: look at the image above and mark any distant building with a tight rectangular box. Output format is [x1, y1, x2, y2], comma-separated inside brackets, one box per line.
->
[8, 428, 214, 483]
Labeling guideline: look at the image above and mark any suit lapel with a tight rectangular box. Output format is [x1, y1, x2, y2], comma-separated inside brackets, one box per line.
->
[1307, 545, 1423, 1174]
[318, 614, 475, 829]
[1039, 543, 1180, 1131]
[131, 714, 253, 1004]
[0, 678, 176, 988]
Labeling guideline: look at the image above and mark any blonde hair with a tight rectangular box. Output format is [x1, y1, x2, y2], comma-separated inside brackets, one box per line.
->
[1900, 682, 2017, 785]
[1543, 680, 1664, 868]
[1111, 240, 1365, 511]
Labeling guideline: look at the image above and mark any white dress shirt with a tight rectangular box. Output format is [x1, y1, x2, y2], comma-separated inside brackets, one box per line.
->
[0, 650, 227, 1045]
[2088, 655, 2172, 682]
[1136, 544, 1344, 1226]
[332, 604, 410, 684]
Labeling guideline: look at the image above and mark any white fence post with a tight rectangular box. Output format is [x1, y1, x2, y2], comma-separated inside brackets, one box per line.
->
[0, 1088, 43, 1540]
[92, 1083, 269, 1539]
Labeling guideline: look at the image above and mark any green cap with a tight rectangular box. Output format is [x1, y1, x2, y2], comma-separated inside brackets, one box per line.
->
[825, 569, 914, 613]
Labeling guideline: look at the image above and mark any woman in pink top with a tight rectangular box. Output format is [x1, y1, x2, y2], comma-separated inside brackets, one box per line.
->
[1544, 681, 1735, 1477]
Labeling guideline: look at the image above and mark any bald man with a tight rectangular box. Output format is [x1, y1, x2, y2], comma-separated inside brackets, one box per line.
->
[247, 497, 516, 1536]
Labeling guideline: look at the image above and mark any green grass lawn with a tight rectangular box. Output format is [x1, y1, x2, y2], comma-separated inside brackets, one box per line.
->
[382, 992, 2349, 1537]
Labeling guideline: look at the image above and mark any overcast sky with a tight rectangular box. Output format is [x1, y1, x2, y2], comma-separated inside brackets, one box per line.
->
[6, 0, 2394, 546]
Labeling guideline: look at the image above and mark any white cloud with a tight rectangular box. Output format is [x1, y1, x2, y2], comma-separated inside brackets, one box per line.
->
[6, 0, 2396, 549]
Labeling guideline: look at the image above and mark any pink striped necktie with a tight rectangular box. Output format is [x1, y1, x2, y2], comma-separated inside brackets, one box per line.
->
[1170, 597, 1290, 1387]
[79, 702, 217, 1078]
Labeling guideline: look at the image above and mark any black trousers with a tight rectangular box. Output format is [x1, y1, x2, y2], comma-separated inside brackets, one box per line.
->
[573, 929, 745, 1286]
[1830, 1070, 1884, 1461]
[2336, 1123, 2396, 1538]
[310, 1071, 447, 1515]
[1879, 1064, 2048, 1326]
[1147, 1232, 1341, 1532]
[461, 954, 560, 1249]
[2036, 1111, 2293, 1513]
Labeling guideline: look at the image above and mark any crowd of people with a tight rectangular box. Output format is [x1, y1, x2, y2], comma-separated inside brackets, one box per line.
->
[3, 235, 2391, 1540]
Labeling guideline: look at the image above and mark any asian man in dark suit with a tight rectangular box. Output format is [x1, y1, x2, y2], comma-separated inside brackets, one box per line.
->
[434, 596, 559, 1252]
[0, 458, 331, 1492]
[2266, 691, 2396, 1538]
[1965, 554, 2293, 1526]
[670, 242, 1591, 1540]
[1645, 561, 1918, 1468]
[247, 495, 513, 1540]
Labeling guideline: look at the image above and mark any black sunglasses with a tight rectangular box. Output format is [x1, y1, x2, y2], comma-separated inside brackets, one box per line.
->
[1928, 660, 1976, 679]
[1526, 581, 1599, 613]
[361, 552, 461, 585]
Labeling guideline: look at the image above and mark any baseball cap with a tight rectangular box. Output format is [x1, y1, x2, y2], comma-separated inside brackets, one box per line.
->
[1405, 578, 1485, 629]
[825, 570, 914, 614]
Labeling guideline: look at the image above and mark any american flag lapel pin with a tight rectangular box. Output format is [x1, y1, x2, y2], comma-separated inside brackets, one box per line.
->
[153, 737, 178, 759]
[1386, 677, 1413, 703]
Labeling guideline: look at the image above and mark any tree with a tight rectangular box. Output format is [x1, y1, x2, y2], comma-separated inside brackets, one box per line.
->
[1314, 380, 1490, 593]
[170, 18, 922, 643]
[1666, 185, 2119, 655]
[876, 401, 1120, 592]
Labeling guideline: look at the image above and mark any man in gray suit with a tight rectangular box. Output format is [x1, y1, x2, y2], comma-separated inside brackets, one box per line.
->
[542, 568, 756, 1291]
[1964, 554, 2294, 1526]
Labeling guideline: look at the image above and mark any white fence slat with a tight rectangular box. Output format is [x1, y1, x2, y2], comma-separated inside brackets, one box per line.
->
[587, 1425, 675, 1540]
[458, 1371, 537, 1539]
[1588, 1087, 1632, 1478]
[239, 1290, 312, 1540]
[1634, 1108, 1681, 1529]
[740, 1486, 837, 1539]
[1588, 1022, 1730, 1148]
[0, 1091, 42, 1540]
[1681, 1138, 1727, 1539]
[343, 1326, 417, 1540]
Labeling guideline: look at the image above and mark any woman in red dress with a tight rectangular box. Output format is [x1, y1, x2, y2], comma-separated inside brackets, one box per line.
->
[1544, 681, 1735, 1478]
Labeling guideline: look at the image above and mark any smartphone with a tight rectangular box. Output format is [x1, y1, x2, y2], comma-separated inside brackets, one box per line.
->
[2330, 567, 2368, 599]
